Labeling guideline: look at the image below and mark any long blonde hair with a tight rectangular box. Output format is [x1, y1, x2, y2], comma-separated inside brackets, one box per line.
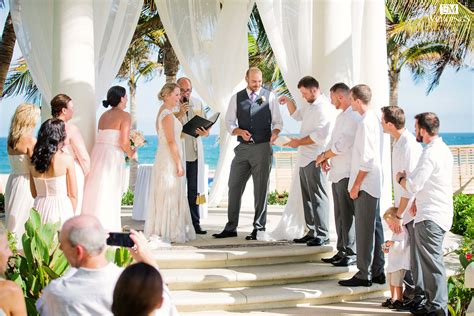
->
[7, 103, 40, 150]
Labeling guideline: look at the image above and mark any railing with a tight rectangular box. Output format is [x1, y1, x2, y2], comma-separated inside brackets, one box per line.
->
[274, 145, 474, 194]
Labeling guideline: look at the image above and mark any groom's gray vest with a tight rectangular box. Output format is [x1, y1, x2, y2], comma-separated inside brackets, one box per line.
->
[236, 88, 272, 144]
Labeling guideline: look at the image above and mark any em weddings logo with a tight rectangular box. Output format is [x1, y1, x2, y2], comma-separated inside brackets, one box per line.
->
[439, 3, 459, 15]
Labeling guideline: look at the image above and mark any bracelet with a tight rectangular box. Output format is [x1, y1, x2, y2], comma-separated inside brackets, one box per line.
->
[398, 176, 405, 184]
[395, 215, 402, 220]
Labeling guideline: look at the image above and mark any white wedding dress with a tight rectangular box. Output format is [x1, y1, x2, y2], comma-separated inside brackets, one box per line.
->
[267, 165, 306, 241]
[145, 108, 196, 243]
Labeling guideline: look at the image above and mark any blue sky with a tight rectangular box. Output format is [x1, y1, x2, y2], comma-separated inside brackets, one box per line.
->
[0, 7, 473, 137]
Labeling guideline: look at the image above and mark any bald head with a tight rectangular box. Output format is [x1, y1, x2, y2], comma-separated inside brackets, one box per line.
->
[245, 67, 263, 92]
[61, 215, 107, 256]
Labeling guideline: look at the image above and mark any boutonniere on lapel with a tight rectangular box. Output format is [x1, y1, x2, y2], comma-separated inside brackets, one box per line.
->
[256, 96, 266, 106]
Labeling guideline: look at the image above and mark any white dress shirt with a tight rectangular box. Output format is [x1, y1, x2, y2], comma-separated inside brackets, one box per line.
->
[37, 263, 178, 316]
[291, 94, 336, 167]
[225, 87, 283, 135]
[392, 129, 422, 224]
[327, 106, 361, 183]
[405, 137, 453, 232]
[348, 109, 384, 198]
[387, 227, 411, 273]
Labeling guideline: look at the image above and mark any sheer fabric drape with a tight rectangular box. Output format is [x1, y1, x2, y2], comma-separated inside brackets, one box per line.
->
[256, 0, 390, 239]
[155, 0, 254, 207]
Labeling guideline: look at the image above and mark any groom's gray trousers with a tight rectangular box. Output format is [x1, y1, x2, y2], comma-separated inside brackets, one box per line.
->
[224, 142, 272, 232]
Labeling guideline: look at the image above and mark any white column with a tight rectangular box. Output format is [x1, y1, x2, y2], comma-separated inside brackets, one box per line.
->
[312, 0, 353, 92]
[52, 0, 96, 151]
[354, 0, 392, 210]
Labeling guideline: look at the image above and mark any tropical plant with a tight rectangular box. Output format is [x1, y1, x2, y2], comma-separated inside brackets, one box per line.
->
[121, 188, 134, 206]
[451, 193, 474, 238]
[105, 247, 133, 268]
[386, 0, 473, 106]
[5, 209, 69, 315]
[248, 5, 290, 96]
[447, 237, 474, 315]
[267, 190, 289, 205]
[2, 57, 41, 103]
[0, 1, 17, 97]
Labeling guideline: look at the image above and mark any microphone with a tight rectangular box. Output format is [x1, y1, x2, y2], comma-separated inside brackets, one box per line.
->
[182, 97, 189, 118]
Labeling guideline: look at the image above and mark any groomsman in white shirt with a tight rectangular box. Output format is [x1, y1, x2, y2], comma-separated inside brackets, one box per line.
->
[380, 105, 424, 308]
[279, 76, 336, 247]
[397, 112, 453, 316]
[316, 83, 360, 266]
[338, 84, 385, 287]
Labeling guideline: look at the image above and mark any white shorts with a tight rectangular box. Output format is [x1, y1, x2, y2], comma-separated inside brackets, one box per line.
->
[387, 269, 407, 287]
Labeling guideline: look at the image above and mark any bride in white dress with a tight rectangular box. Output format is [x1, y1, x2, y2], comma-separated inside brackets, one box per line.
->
[145, 83, 196, 243]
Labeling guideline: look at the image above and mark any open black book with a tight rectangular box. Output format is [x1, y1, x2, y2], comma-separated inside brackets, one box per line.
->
[182, 112, 220, 137]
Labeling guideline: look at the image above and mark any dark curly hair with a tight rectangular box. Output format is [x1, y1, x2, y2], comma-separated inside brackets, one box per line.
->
[112, 262, 163, 316]
[102, 86, 126, 108]
[31, 119, 66, 173]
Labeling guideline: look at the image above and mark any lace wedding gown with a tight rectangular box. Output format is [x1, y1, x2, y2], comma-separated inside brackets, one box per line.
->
[145, 109, 196, 243]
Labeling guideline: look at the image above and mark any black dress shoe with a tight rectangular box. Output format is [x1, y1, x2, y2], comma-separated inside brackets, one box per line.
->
[372, 273, 386, 284]
[306, 237, 329, 247]
[245, 230, 262, 240]
[332, 257, 357, 267]
[212, 230, 237, 238]
[388, 300, 404, 310]
[381, 298, 392, 307]
[194, 225, 207, 235]
[321, 254, 343, 263]
[338, 276, 372, 287]
[293, 234, 314, 243]
[410, 305, 429, 315]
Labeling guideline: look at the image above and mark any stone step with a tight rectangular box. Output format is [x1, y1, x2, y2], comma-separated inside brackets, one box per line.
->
[171, 279, 387, 312]
[162, 262, 357, 290]
[154, 244, 334, 269]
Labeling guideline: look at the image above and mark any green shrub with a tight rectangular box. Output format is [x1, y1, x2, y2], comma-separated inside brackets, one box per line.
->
[121, 189, 134, 206]
[106, 247, 133, 267]
[447, 237, 474, 316]
[6, 209, 69, 316]
[267, 190, 288, 205]
[451, 194, 474, 239]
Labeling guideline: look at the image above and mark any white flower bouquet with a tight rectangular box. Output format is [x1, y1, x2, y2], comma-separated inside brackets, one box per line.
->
[129, 130, 146, 149]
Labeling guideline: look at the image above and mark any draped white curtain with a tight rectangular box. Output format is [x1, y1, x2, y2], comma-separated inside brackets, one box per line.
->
[155, 0, 254, 207]
[10, 0, 142, 149]
[256, 0, 390, 238]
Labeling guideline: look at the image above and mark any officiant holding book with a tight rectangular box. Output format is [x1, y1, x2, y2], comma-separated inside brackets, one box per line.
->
[213, 67, 283, 240]
[175, 77, 209, 235]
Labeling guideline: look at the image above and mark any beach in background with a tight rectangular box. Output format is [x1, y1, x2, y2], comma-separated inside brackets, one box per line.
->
[1, 133, 473, 174]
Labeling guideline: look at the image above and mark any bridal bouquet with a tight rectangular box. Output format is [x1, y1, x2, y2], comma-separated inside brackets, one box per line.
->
[130, 130, 146, 149]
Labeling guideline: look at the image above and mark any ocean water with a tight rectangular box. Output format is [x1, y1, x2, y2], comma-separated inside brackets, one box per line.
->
[1, 133, 473, 174]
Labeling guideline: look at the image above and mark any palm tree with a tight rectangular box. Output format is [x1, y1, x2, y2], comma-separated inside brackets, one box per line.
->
[117, 35, 162, 191]
[0, 2, 17, 97]
[248, 5, 289, 96]
[386, 0, 473, 106]
[2, 57, 41, 103]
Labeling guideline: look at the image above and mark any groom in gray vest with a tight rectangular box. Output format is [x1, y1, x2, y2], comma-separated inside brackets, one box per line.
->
[213, 67, 283, 240]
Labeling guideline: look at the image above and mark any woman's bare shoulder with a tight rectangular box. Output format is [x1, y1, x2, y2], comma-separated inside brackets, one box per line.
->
[0, 279, 23, 297]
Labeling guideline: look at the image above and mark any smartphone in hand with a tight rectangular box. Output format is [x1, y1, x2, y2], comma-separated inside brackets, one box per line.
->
[106, 232, 134, 248]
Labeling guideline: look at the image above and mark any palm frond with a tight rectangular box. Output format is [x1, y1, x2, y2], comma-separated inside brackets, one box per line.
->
[2, 58, 41, 103]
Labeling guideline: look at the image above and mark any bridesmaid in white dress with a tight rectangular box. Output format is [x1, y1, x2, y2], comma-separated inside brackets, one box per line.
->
[5, 104, 40, 242]
[30, 119, 76, 225]
[50, 94, 90, 214]
[82, 86, 136, 231]
[145, 83, 196, 243]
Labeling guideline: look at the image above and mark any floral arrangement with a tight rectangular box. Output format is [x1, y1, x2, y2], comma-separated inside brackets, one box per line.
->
[130, 130, 146, 149]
